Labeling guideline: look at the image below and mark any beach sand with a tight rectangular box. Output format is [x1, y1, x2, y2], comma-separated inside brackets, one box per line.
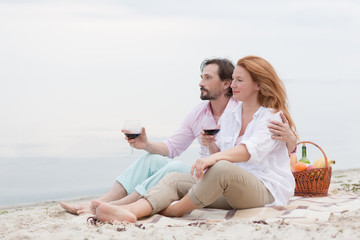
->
[1, 168, 359, 240]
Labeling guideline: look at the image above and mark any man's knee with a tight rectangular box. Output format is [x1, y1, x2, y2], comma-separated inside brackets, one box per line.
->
[165, 160, 190, 173]
[137, 153, 169, 168]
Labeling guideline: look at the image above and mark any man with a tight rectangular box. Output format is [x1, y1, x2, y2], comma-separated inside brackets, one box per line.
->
[61, 58, 296, 214]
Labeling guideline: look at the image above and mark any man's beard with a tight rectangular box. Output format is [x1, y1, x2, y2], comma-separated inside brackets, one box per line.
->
[200, 88, 216, 100]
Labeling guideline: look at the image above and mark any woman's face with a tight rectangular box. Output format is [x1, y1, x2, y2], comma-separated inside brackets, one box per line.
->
[231, 65, 260, 103]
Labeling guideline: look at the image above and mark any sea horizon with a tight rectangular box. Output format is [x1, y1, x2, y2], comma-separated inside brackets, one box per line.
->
[1, 141, 359, 208]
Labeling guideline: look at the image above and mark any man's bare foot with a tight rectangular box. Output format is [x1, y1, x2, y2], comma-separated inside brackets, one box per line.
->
[91, 200, 137, 223]
[76, 204, 93, 215]
[60, 202, 91, 215]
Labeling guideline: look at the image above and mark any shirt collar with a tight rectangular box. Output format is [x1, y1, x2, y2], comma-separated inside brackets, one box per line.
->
[231, 102, 264, 120]
[204, 101, 213, 117]
[227, 97, 239, 109]
[253, 106, 264, 118]
[206, 97, 236, 117]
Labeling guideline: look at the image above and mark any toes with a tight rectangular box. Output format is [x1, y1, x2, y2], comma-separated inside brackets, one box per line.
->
[91, 200, 102, 208]
[60, 202, 77, 214]
[60, 201, 66, 208]
[91, 200, 103, 214]
[60, 201, 68, 209]
[77, 210, 87, 215]
[77, 206, 91, 215]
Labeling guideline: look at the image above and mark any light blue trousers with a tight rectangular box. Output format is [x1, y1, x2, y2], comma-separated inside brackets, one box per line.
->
[116, 153, 191, 196]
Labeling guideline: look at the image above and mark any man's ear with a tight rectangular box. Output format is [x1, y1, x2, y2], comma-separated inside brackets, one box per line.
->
[223, 79, 232, 89]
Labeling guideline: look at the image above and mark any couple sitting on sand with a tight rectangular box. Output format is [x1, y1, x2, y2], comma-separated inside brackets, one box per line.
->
[61, 56, 298, 223]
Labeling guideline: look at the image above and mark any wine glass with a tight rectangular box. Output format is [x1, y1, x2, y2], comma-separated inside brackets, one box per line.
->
[201, 115, 220, 155]
[123, 120, 142, 156]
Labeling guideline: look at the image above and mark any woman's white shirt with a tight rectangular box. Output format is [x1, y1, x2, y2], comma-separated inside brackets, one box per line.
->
[216, 103, 295, 206]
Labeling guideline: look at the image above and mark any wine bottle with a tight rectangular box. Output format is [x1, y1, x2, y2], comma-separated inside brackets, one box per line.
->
[299, 143, 310, 164]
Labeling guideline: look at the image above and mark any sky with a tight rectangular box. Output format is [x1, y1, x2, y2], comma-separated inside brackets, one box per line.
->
[0, 0, 359, 164]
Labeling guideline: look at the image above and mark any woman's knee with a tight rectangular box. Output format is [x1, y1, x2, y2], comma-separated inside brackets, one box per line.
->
[203, 160, 237, 183]
[161, 172, 183, 182]
[208, 160, 234, 174]
[159, 172, 194, 187]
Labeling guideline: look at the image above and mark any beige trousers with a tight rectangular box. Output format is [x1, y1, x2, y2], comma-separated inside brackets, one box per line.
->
[144, 160, 274, 215]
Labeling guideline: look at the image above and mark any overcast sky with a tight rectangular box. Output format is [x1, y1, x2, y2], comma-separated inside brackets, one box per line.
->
[0, 0, 359, 160]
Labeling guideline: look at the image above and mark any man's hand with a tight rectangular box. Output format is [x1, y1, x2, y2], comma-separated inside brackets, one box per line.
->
[201, 124, 220, 154]
[122, 127, 149, 150]
[268, 112, 297, 153]
[201, 130, 216, 147]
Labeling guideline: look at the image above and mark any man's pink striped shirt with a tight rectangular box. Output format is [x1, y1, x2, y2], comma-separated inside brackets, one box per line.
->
[164, 98, 238, 158]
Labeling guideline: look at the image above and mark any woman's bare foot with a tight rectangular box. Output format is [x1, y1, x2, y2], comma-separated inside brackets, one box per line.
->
[159, 204, 179, 217]
[159, 195, 197, 217]
[91, 200, 137, 223]
[60, 202, 91, 215]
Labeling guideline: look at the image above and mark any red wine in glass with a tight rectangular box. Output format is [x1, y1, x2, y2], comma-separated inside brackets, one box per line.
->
[201, 116, 220, 155]
[123, 120, 142, 156]
[124, 133, 141, 139]
[203, 129, 220, 135]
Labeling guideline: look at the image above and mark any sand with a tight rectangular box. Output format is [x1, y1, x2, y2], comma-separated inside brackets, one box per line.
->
[1, 168, 359, 240]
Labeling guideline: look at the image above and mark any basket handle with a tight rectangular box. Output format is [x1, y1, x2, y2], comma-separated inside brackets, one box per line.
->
[297, 141, 329, 168]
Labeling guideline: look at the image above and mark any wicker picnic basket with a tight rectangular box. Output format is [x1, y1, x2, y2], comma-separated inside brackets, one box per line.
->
[292, 141, 332, 197]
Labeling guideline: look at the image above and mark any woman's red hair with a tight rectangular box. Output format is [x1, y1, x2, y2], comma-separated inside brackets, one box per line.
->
[237, 56, 298, 139]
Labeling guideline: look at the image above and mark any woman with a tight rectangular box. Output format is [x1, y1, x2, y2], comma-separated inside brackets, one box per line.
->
[90, 56, 297, 223]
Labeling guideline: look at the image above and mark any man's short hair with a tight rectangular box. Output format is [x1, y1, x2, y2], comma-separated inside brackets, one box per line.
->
[200, 58, 234, 97]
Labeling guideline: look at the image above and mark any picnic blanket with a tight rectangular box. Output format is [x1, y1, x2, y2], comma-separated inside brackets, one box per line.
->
[1, 192, 359, 240]
[138, 193, 360, 225]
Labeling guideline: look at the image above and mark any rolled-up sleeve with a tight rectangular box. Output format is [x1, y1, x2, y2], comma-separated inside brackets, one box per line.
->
[164, 122, 196, 158]
[241, 111, 282, 164]
[163, 104, 205, 158]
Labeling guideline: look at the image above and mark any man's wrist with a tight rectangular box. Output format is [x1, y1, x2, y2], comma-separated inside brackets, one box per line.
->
[143, 141, 152, 151]
[290, 135, 297, 153]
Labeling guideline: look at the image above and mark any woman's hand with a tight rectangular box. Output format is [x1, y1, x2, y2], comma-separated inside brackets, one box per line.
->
[268, 112, 297, 153]
[191, 155, 218, 179]
[122, 127, 149, 150]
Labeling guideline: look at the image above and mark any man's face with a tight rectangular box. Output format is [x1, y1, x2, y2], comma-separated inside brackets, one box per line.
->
[199, 64, 225, 100]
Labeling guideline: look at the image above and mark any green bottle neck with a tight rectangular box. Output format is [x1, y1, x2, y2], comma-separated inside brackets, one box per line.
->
[302, 146, 307, 158]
